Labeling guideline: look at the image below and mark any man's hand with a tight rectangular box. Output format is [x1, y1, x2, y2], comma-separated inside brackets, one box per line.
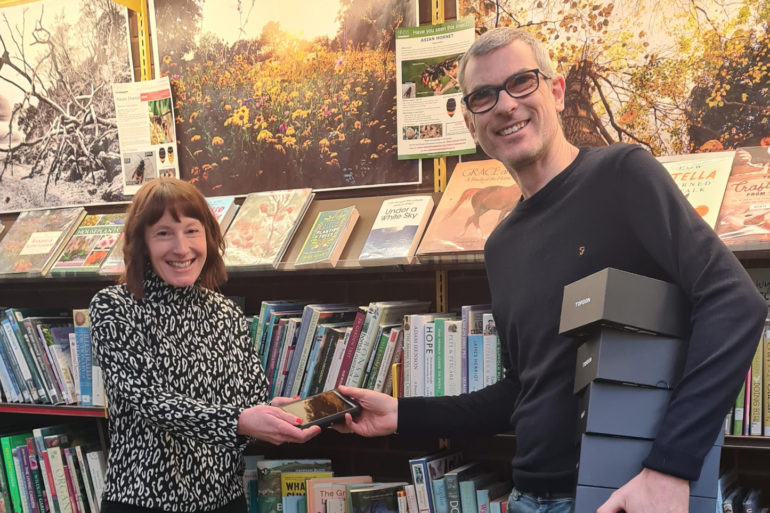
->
[597, 468, 689, 513]
[331, 385, 398, 437]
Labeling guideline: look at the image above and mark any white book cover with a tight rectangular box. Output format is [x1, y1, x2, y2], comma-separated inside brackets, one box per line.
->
[482, 313, 499, 387]
[423, 321, 436, 396]
[443, 319, 464, 396]
[358, 195, 434, 266]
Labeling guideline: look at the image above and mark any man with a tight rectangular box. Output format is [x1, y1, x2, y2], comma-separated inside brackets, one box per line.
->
[337, 27, 765, 513]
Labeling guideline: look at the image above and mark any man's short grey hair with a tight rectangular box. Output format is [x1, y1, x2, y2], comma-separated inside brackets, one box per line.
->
[458, 28, 555, 94]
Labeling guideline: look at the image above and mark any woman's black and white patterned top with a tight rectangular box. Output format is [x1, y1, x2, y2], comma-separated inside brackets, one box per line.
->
[89, 271, 268, 511]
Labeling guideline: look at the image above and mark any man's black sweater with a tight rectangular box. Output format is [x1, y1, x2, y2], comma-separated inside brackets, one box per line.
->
[398, 144, 766, 494]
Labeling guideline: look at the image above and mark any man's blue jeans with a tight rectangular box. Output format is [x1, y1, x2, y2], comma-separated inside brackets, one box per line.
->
[507, 488, 575, 513]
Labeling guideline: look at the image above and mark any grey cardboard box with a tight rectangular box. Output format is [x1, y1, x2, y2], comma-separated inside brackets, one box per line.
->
[577, 434, 720, 498]
[575, 485, 717, 513]
[577, 381, 671, 440]
[559, 268, 691, 339]
[576, 381, 726, 445]
[574, 328, 686, 393]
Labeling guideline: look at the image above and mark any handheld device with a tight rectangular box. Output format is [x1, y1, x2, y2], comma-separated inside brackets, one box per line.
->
[279, 388, 362, 429]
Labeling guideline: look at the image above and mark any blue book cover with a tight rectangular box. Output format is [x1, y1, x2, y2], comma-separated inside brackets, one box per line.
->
[431, 477, 448, 513]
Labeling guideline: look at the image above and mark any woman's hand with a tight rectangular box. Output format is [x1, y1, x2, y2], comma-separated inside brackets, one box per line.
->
[237, 403, 321, 445]
[331, 385, 398, 437]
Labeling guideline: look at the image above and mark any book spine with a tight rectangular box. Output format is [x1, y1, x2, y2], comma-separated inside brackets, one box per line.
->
[40, 450, 61, 513]
[750, 337, 763, 435]
[444, 320, 463, 397]
[47, 447, 73, 513]
[482, 335, 498, 388]
[0, 464, 11, 513]
[374, 329, 400, 393]
[62, 450, 85, 513]
[402, 315, 413, 398]
[460, 307, 470, 396]
[404, 485, 419, 513]
[61, 459, 80, 513]
[264, 321, 287, 391]
[309, 329, 340, 396]
[287, 308, 320, 398]
[410, 316, 426, 397]
[434, 319, 445, 397]
[743, 367, 751, 436]
[68, 334, 80, 404]
[299, 330, 326, 398]
[431, 478, 448, 513]
[7, 311, 47, 403]
[468, 334, 485, 393]
[0, 339, 19, 401]
[325, 328, 351, 391]
[444, 474, 461, 513]
[476, 489, 490, 513]
[72, 311, 92, 407]
[13, 446, 33, 513]
[424, 322, 436, 397]
[764, 325, 770, 436]
[1, 437, 23, 513]
[85, 452, 106, 512]
[459, 481, 478, 513]
[363, 329, 388, 390]
[346, 304, 381, 388]
[74, 447, 96, 513]
[25, 438, 47, 513]
[271, 321, 297, 398]
[409, 460, 432, 513]
[2, 319, 36, 402]
[336, 310, 366, 388]
[23, 319, 61, 405]
[397, 490, 409, 513]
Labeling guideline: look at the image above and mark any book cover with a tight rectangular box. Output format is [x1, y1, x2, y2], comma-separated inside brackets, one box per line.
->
[444, 461, 485, 513]
[271, 317, 304, 399]
[714, 147, 770, 246]
[36, 323, 77, 405]
[97, 232, 125, 276]
[306, 476, 373, 513]
[459, 472, 496, 513]
[417, 160, 518, 259]
[1, 316, 38, 403]
[205, 195, 239, 233]
[84, 450, 106, 512]
[658, 151, 735, 229]
[294, 206, 359, 268]
[358, 195, 434, 266]
[13, 445, 35, 513]
[323, 326, 353, 392]
[733, 374, 747, 436]
[348, 483, 406, 513]
[334, 307, 368, 389]
[431, 477, 448, 513]
[49, 213, 125, 274]
[71, 310, 92, 407]
[22, 316, 66, 406]
[482, 313, 499, 388]
[280, 470, 333, 513]
[0, 207, 86, 276]
[256, 459, 332, 513]
[749, 334, 763, 436]
[764, 323, 770, 436]
[1, 432, 31, 513]
[224, 188, 314, 269]
[442, 319, 463, 397]
[373, 326, 402, 393]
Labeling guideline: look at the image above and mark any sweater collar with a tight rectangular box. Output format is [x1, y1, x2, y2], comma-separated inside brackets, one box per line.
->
[142, 268, 202, 303]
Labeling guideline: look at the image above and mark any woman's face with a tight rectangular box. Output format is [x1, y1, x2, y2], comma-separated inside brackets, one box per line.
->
[144, 209, 207, 287]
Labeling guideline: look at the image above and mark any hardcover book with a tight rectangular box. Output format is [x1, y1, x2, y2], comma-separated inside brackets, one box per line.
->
[294, 206, 359, 268]
[280, 470, 333, 513]
[657, 151, 734, 229]
[417, 160, 518, 262]
[97, 232, 125, 276]
[348, 482, 406, 513]
[408, 451, 463, 513]
[50, 213, 125, 274]
[224, 188, 314, 270]
[0, 207, 86, 277]
[256, 459, 332, 513]
[358, 195, 434, 266]
[206, 195, 239, 234]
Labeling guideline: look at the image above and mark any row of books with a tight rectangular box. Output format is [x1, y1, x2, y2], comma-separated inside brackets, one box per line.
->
[0, 308, 102, 407]
[724, 321, 770, 438]
[242, 453, 511, 513]
[719, 470, 767, 513]
[3, 145, 769, 279]
[249, 299, 502, 401]
[0, 423, 107, 513]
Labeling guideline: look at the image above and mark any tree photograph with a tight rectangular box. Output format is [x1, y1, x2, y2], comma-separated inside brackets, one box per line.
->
[0, 0, 133, 213]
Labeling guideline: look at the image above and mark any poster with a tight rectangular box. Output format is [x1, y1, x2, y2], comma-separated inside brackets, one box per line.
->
[395, 17, 476, 159]
[0, 0, 133, 214]
[112, 77, 180, 195]
[150, 0, 421, 196]
[658, 151, 735, 229]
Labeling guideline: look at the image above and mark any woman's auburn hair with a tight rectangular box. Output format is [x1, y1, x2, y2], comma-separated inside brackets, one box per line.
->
[120, 177, 226, 299]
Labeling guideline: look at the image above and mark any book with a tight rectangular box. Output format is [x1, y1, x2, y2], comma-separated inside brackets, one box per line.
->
[36, 323, 77, 404]
[417, 160, 518, 261]
[280, 470, 333, 513]
[657, 151, 735, 229]
[74, 444, 98, 513]
[294, 206, 359, 268]
[206, 195, 239, 234]
[1, 432, 31, 513]
[441, 319, 463, 397]
[97, 232, 125, 276]
[459, 472, 496, 513]
[348, 483, 406, 513]
[49, 213, 126, 275]
[408, 451, 463, 513]
[733, 372, 747, 435]
[224, 188, 314, 270]
[714, 147, 770, 246]
[764, 322, 770, 436]
[461, 305, 492, 395]
[443, 461, 485, 513]
[431, 477, 448, 513]
[334, 307, 368, 388]
[22, 316, 66, 406]
[24, 437, 47, 513]
[71, 310, 93, 406]
[482, 313, 500, 387]
[84, 450, 106, 512]
[0, 207, 86, 277]
[749, 333, 763, 436]
[358, 195, 434, 266]
[256, 459, 332, 513]
[1, 315, 39, 403]
[243, 455, 264, 513]
[306, 476, 373, 513]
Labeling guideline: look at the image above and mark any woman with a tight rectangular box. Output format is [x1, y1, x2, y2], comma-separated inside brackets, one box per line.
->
[90, 178, 320, 513]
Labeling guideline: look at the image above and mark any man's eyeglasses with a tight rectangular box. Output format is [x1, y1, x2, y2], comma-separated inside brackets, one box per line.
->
[461, 68, 551, 114]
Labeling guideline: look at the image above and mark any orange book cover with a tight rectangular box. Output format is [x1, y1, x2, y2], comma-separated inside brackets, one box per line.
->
[417, 159, 519, 258]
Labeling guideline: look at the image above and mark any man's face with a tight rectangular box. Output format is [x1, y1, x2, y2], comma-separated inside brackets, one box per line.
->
[463, 41, 566, 171]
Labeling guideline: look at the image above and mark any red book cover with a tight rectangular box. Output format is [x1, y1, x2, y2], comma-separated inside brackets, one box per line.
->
[335, 308, 367, 387]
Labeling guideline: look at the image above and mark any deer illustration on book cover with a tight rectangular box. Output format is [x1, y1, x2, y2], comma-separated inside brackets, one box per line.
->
[224, 188, 314, 269]
[418, 160, 519, 255]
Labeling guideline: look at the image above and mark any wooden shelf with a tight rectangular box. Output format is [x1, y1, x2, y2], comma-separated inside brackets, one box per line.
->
[0, 402, 106, 418]
[723, 435, 770, 450]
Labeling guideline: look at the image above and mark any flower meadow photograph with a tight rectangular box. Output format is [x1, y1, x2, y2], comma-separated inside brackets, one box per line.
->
[151, 0, 421, 197]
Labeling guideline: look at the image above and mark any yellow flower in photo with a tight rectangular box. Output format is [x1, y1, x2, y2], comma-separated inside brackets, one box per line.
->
[191, 135, 201, 143]
[212, 136, 224, 146]
[257, 129, 273, 142]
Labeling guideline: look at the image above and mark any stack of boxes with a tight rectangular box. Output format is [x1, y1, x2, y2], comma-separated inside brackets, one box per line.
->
[559, 268, 723, 512]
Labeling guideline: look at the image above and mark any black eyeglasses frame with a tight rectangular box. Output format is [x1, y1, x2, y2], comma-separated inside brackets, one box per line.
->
[461, 68, 551, 114]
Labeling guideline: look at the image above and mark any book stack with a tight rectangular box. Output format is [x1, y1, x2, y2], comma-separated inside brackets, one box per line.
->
[559, 268, 721, 512]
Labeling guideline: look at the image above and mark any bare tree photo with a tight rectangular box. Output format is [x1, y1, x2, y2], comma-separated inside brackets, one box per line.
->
[0, 0, 133, 213]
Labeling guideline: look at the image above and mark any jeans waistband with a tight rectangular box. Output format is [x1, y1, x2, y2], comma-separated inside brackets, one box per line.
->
[512, 487, 575, 501]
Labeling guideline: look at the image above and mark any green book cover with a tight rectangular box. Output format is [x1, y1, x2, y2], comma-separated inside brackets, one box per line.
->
[364, 328, 394, 390]
[294, 206, 358, 267]
[434, 318, 446, 397]
[733, 378, 746, 435]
